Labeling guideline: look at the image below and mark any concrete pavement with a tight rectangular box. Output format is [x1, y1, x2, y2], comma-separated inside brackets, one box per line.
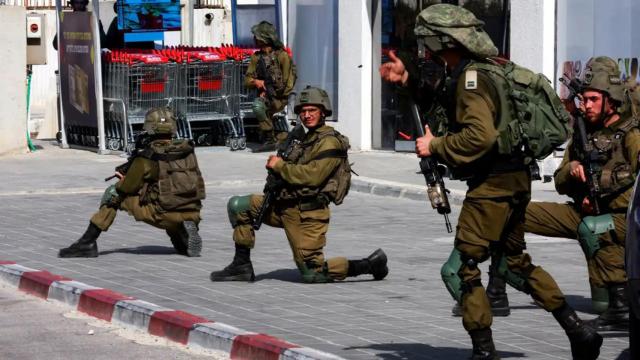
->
[0, 141, 627, 359]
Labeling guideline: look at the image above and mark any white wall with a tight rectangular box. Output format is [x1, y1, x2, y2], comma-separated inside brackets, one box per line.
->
[337, 0, 372, 151]
[0, 7, 28, 155]
[29, 10, 58, 139]
[510, 0, 555, 81]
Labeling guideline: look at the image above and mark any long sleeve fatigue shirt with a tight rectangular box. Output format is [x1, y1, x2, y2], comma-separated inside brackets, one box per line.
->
[272, 125, 341, 188]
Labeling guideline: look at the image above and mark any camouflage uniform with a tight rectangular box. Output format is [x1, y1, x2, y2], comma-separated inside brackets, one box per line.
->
[400, 4, 602, 359]
[246, 21, 295, 146]
[525, 56, 639, 331]
[58, 107, 204, 258]
[210, 86, 388, 283]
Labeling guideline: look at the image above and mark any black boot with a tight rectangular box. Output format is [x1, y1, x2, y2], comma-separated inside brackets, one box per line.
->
[585, 283, 629, 331]
[486, 265, 510, 316]
[252, 131, 277, 153]
[347, 248, 388, 280]
[453, 265, 510, 317]
[168, 221, 202, 257]
[553, 302, 603, 360]
[210, 244, 255, 282]
[58, 223, 101, 258]
[469, 328, 499, 360]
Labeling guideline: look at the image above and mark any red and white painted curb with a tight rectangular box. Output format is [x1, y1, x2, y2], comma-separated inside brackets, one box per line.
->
[0, 261, 344, 360]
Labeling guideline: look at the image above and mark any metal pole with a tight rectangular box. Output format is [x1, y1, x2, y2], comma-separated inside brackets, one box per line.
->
[91, 0, 107, 153]
[55, 0, 69, 148]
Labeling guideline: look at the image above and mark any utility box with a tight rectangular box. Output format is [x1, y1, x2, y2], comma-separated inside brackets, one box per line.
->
[27, 13, 46, 65]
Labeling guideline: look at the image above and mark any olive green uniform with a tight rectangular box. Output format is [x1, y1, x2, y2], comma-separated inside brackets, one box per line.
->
[526, 114, 640, 288]
[91, 141, 201, 235]
[245, 49, 293, 133]
[430, 65, 565, 332]
[231, 125, 349, 279]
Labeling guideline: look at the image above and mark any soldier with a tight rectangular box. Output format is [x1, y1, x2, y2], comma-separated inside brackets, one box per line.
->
[209, 86, 388, 283]
[245, 21, 296, 152]
[380, 4, 602, 360]
[58, 107, 206, 258]
[483, 57, 640, 332]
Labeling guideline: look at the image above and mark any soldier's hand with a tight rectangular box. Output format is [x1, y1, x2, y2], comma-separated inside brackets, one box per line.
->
[253, 79, 266, 91]
[416, 125, 434, 157]
[569, 161, 587, 182]
[581, 197, 595, 214]
[266, 155, 282, 169]
[115, 171, 124, 180]
[379, 50, 409, 85]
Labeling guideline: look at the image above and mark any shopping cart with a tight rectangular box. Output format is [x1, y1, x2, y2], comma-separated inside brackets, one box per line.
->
[102, 51, 189, 151]
[172, 50, 245, 150]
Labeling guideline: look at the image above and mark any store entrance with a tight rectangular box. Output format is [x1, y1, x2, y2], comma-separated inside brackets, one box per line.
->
[375, 0, 510, 151]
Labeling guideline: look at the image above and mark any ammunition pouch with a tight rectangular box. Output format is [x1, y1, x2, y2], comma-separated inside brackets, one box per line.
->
[577, 214, 615, 259]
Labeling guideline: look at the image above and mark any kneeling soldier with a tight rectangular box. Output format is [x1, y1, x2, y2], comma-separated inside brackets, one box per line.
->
[59, 107, 206, 258]
[210, 86, 388, 283]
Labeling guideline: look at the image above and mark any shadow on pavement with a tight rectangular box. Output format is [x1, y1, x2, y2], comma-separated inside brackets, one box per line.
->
[99, 245, 180, 256]
[564, 294, 599, 315]
[344, 343, 524, 359]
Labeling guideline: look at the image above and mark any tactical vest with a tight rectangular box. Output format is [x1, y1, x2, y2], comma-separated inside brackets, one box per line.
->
[146, 139, 206, 212]
[588, 116, 638, 199]
[279, 129, 351, 205]
[257, 49, 296, 99]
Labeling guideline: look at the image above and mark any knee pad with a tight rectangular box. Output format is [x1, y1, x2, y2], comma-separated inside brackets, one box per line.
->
[577, 214, 614, 259]
[496, 253, 535, 294]
[100, 184, 120, 208]
[297, 262, 332, 284]
[441, 249, 465, 302]
[252, 98, 268, 122]
[227, 195, 252, 227]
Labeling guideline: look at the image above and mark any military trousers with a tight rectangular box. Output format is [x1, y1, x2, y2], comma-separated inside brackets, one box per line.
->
[233, 194, 349, 280]
[455, 173, 565, 332]
[525, 201, 626, 287]
[90, 195, 201, 235]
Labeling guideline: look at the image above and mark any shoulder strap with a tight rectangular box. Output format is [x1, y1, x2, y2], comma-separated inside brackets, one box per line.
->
[310, 149, 348, 161]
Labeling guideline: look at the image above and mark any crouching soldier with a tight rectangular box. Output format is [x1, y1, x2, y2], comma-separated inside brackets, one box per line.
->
[59, 107, 206, 258]
[210, 86, 388, 283]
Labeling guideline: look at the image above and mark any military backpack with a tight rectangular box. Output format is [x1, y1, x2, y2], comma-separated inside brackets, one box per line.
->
[313, 130, 352, 205]
[469, 59, 572, 163]
[150, 140, 206, 211]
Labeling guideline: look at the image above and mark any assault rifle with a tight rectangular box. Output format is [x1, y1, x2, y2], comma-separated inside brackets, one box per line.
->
[559, 74, 601, 214]
[104, 132, 152, 182]
[409, 100, 452, 233]
[256, 55, 278, 104]
[253, 121, 306, 230]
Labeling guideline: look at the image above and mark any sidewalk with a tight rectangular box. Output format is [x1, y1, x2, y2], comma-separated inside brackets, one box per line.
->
[0, 141, 625, 360]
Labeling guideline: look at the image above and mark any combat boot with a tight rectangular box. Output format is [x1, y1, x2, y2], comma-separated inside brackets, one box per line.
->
[585, 283, 629, 331]
[469, 328, 499, 360]
[252, 131, 277, 153]
[347, 248, 388, 280]
[168, 221, 202, 257]
[58, 222, 101, 258]
[553, 302, 603, 360]
[452, 266, 510, 317]
[210, 244, 255, 282]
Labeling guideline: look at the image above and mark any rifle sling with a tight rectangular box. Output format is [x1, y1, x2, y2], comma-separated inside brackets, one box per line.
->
[306, 149, 347, 162]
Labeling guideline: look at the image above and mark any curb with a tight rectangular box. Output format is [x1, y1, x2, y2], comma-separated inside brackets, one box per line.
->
[0, 261, 345, 360]
[352, 176, 467, 205]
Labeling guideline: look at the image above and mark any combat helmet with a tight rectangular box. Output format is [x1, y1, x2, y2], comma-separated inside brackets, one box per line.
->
[143, 106, 177, 136]
[294, 86, 332, 116]
[251, 21, 283, 48]
[582, 56, 625, 103]
[414, 4, 498, 58]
